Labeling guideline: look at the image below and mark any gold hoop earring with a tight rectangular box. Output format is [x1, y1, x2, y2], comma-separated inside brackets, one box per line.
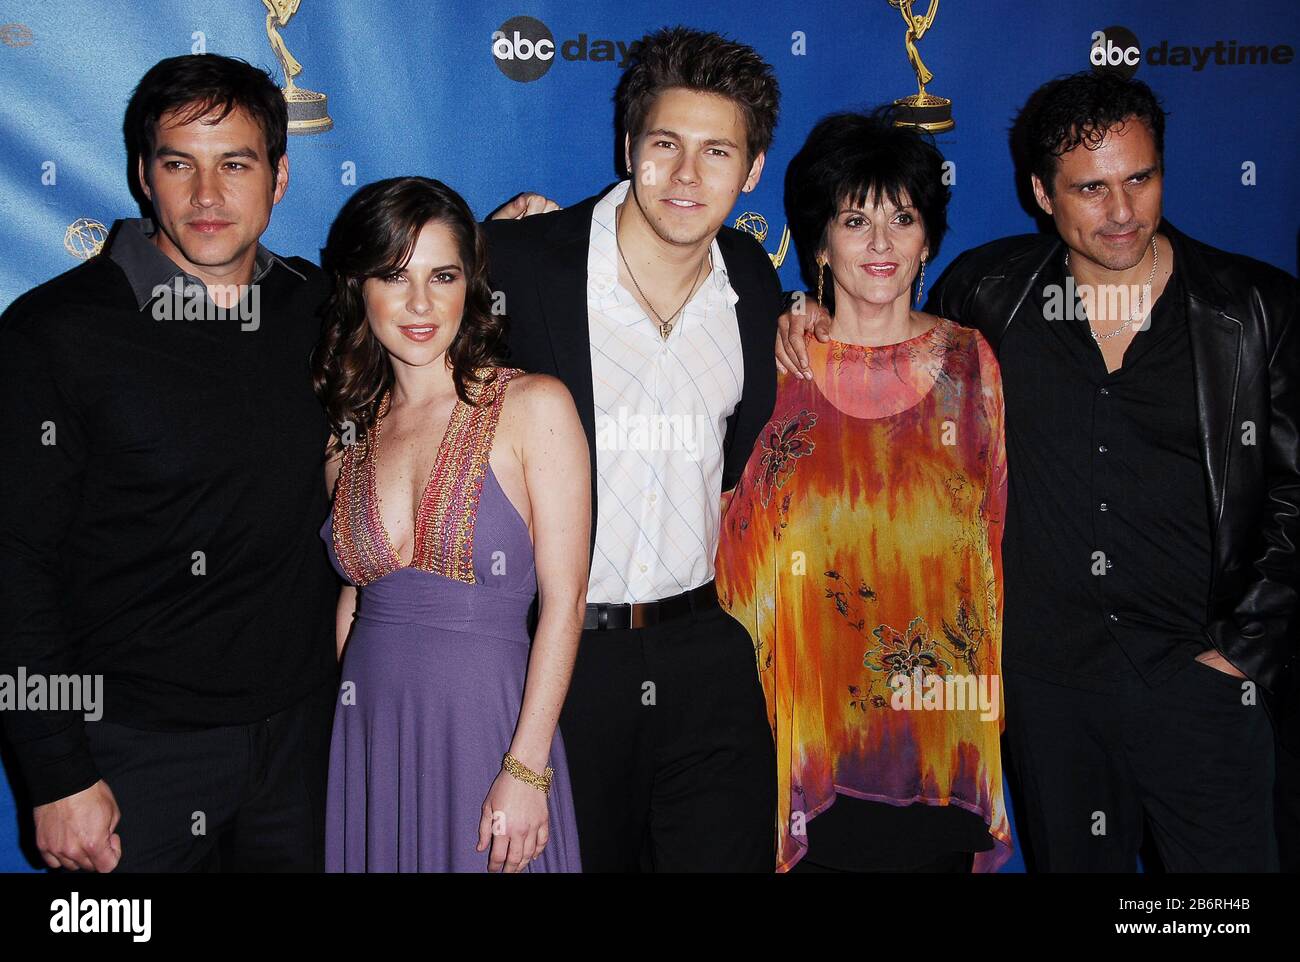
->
[915, 259, 927, 307]
[816, 256, 827, 307]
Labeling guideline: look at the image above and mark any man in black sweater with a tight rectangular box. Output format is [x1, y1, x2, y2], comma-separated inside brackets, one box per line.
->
[0, 55, 338, 871]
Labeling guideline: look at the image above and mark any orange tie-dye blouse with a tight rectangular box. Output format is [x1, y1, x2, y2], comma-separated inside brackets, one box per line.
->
[716, 319, 1012, 872]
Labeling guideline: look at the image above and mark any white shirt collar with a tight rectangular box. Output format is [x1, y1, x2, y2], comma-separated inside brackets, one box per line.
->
[588, 180, 737, 310]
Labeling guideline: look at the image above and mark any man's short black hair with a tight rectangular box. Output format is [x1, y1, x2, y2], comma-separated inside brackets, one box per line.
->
[785, 107, 950, 314]
[125, 54, 288, 174]
[1020, 71, 1166, 197]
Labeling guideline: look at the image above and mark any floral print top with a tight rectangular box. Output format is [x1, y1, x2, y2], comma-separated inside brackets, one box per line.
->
[716, 320, 1012, 872]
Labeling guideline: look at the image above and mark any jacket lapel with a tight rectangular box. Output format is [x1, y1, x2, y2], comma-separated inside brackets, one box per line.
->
[715, 230, 770, 487]
[528, 195, 609, 461]
[1168, 221, 1241, 538]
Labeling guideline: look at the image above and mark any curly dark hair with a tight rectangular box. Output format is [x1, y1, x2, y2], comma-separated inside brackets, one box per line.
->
[616, 25, 780, 164]
[784, 106, 950, 315]
[1019, 71, 1166, 197]
[311, 177, 506, 456]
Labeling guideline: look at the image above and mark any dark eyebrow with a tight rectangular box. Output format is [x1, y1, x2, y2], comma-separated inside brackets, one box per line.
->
[387, 264, 462, 274]
[1068, 165, 1158, 190]
[154, 146, 262, 161]
[837, 203, 915, 215]
[643, 128, 739, 150]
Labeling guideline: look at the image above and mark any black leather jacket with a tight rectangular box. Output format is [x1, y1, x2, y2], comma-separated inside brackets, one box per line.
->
[929, 220, 1299, 696]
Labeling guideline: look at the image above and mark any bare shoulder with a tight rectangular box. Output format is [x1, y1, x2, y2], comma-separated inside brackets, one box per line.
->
[501, 371, 578, 419]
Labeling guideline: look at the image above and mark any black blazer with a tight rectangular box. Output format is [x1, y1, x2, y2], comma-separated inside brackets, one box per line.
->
[482, 184, 782, 562]
[928, 220, 1300, 699]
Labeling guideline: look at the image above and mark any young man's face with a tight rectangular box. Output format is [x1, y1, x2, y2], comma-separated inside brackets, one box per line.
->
[623, 86, 765, 247]
[137, 103, 288, 281]
[1031, 116, 1163, 273]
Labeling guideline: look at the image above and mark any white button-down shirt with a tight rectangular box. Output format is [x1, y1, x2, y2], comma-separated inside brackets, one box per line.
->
[586, 180, 743, 604]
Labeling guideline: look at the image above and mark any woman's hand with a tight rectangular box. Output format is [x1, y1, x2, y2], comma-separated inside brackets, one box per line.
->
[477, 765, 550, 872]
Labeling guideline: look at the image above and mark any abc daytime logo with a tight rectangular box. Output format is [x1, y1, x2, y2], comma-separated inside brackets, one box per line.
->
[1090, 26, 1142, 79]
[1090, 25, 1294, 77]
[493, 16, 556, 82]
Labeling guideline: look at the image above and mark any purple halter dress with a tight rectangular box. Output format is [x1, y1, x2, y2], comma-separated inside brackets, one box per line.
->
[322, 367, 582, 872]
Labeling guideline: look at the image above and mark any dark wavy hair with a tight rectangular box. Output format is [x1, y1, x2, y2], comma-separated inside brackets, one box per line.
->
[1019, 71, 1166, 197]
[784, 107, 950, 315]
[312, 177, 506, 455]
[616, 25, 780, 165]
[125, 54, 288, 174]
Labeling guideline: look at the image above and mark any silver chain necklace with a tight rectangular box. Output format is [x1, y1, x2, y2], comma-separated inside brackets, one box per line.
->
[1065, 236, 1159, 342]
[615, 219, 711, 341]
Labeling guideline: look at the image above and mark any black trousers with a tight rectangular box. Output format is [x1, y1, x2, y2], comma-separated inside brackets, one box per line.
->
[82, 677, 335, 872]
[789, 795, 989, 873]
[1275, 731, 1300, 873]
[1003, 660, 1278, 872]
[557, 602, 776, 871]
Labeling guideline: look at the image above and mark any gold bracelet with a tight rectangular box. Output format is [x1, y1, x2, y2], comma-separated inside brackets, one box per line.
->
[503, 752, 553, 796]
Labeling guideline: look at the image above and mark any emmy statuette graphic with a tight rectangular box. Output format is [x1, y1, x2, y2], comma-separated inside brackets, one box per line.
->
[264, 0, 333, 134]
[887, 0, 954, 132]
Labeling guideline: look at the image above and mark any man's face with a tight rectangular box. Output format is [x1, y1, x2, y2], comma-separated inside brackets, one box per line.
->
[1031, 117, 1163, 272]
[623, 87, 765, 247]
[137, 103, 288, 281]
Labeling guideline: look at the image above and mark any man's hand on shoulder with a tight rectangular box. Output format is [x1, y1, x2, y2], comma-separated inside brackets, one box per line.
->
[489, 193, 562, 221]
[776, 295, 831, 379]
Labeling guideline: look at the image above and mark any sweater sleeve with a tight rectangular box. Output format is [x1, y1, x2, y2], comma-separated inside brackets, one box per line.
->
[0, 306, 103, 806]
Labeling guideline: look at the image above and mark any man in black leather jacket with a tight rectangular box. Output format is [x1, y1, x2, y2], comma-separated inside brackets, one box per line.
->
[930, 78, 1297, 873]
[779, 72, 1297, 871]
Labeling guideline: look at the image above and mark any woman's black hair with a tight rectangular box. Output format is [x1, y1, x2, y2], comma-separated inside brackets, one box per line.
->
[784, 106, 950, 314]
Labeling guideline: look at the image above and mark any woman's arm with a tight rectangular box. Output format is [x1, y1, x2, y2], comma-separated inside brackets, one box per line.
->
[477, 373, 590, 872]
[507, 374, 589, 773]
[335, 585, 357, 661]
[324, 443, 354, 661]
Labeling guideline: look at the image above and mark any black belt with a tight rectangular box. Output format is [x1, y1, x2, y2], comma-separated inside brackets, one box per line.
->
[583, 581, 719, 631]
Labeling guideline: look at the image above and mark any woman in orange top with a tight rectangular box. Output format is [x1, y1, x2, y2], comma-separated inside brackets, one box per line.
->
[717, 110, 1011, 872]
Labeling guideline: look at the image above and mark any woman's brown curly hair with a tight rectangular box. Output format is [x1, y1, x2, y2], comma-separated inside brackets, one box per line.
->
[311, 176, 507, 456]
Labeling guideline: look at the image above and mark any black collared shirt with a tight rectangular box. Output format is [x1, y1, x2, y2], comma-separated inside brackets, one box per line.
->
[998, 251, 1214, 691]
[0, 219, 338, 805]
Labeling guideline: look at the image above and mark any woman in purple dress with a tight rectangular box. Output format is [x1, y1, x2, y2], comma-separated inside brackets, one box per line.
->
[311, 177, 589, 872]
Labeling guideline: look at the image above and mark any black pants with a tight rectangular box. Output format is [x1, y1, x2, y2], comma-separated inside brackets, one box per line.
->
[1269, 684, 1300, 872]
[82, 677, 335, 872]
[1003, 660, 1278, 872]
[557, 602, 776, 871]
[1276, 731, 1300, 873]
[789, 795, 989, 873]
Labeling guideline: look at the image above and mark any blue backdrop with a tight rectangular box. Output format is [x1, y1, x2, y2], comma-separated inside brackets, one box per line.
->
[0, 0, 1296, 872]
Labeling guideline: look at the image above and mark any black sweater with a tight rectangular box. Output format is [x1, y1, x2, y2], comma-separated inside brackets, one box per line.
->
[0, 240, 338, 806]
